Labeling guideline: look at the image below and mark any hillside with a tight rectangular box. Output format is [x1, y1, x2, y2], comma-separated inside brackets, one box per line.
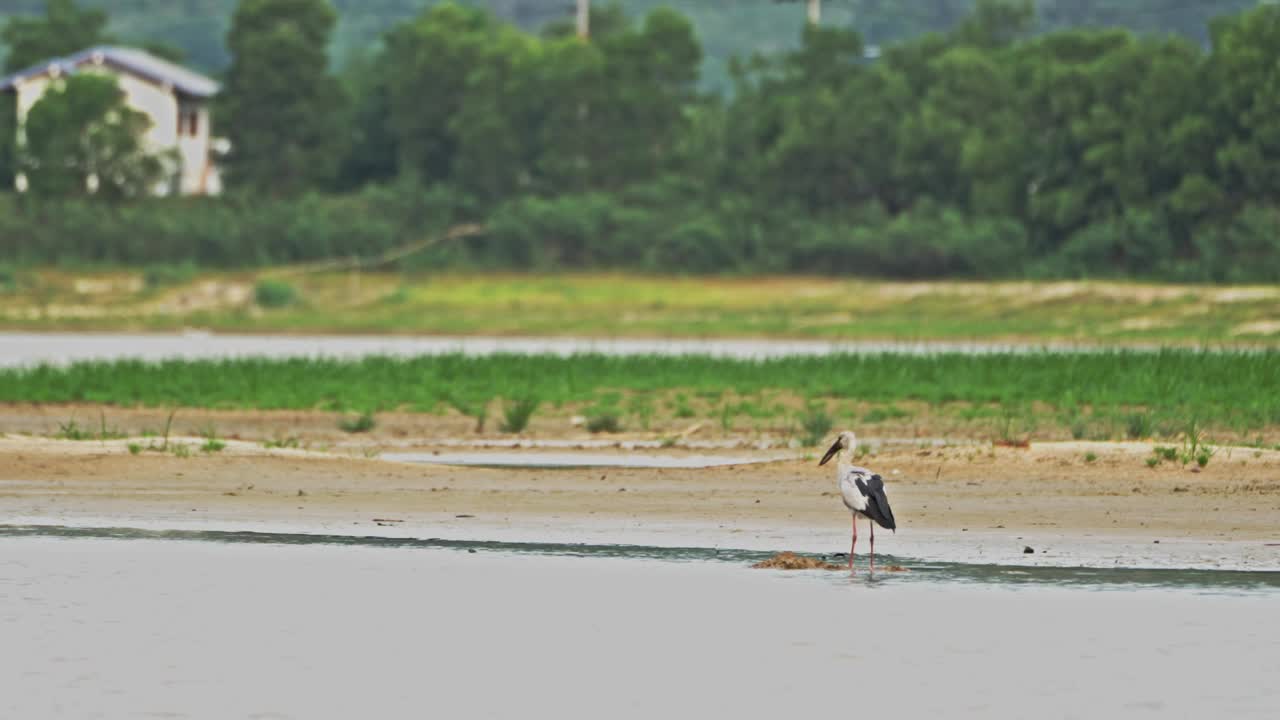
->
[0, 0, 1261, 86]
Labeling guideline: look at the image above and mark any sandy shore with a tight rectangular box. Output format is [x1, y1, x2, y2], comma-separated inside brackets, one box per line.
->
[4, 431, 1279, 570]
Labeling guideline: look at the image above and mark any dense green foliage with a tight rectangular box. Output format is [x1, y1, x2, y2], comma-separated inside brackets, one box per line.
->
[2, 351, 1277, 433]
[220, 0, 348, 194]
[253, 278, 297, 307]
[19, 74, 167, 198]
[0, 90, 14, 188]
[1, 0, 107, 72]
[0, 181, 461, 265]
[2, 1, 1280, 281]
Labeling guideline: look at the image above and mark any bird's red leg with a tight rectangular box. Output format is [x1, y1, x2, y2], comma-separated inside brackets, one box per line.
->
[849, 515, 858, 572]
[869, 521, 876, 573]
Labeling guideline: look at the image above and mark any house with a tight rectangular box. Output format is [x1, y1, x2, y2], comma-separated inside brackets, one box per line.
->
[0, 46, 224, 195]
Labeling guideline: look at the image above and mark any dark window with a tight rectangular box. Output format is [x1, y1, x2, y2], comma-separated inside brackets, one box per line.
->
[178, 108, 199, 137]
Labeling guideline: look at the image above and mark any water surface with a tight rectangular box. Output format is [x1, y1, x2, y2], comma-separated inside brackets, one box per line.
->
[0, 331, 1153, 368]
[5, 523, 1278, 592]
[381, 451, 797, 469]
[3, 526, 1276, 719]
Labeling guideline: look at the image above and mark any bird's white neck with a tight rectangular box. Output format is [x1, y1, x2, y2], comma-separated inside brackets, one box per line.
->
[833, 446, 855, 473]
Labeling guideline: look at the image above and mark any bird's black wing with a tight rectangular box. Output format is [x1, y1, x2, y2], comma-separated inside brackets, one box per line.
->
[855, 474, 897, 531]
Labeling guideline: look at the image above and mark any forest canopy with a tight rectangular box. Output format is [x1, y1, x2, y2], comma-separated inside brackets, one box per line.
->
[0, 0, 1261, 81]
[1, 0, 1279, 282]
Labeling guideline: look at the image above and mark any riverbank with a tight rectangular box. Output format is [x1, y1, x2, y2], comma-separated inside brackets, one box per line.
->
[3, 272, 1279, 344]
[4, 435, 1278, 570]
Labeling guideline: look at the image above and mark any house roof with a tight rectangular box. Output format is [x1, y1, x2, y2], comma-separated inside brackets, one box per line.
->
[0, 45, 219, 98]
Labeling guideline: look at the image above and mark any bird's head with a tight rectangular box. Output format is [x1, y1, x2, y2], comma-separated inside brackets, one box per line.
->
[819, 430, 857, 466]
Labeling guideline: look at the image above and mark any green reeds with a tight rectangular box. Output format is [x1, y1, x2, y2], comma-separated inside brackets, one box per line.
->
[2, 350, 1277, 434]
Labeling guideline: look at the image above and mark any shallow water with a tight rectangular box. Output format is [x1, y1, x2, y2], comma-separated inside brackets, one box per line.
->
[4, 524, 1279, 593]
[0, 330, 1152, 368]
[381, 451, 797, 468]
[4, 525, 1280, 719]
[380, 436, 968, 452]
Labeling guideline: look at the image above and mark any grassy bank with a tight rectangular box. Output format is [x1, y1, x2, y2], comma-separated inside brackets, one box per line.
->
[3, 351, 1277, 442]
[2, 271, 1280, 344]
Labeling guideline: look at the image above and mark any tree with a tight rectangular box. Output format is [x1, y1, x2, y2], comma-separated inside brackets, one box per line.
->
[334, 48, 398, 189]
[955, 0, 1035, 49]
[0, 0, 111, 182]
[585, 7, 703, 188]
[220, 0, 347, 195]
[0, 92, 15, 189]
[533, 35, 609, 194]
[18, 73, 168, 199]
[448, 24, 543, 201]
[369, 3, 702, 198]
[1205, 5, 1280, 208]
[380, 2, 501, 185]
[1, 0, 109, 73]
[725, 24, 908, 211]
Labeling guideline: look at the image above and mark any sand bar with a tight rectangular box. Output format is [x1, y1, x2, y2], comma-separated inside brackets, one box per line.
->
[4, 434, 1279, 570]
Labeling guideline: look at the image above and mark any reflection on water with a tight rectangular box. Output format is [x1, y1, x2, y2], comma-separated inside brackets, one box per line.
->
[3, 524, 1277, 593]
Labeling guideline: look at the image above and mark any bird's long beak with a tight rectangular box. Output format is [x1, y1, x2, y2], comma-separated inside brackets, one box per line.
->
[819, 440, 841, 466]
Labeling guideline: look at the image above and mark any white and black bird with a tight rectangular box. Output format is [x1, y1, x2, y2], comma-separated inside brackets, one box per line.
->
[819, 431, 896, 572]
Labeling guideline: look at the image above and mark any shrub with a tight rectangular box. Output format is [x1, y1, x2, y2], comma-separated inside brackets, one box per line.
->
[586, 412, 622, 434]
[143, 262, 197, 288]
[798, 403, 833, 446]
[255, 279, 297, 308]
[446, 395, 489, 433]
[1125, 413, 1153, 440]
[1049, 209, 1175, 278]
[1192, 205, 1280, 283]
[338, 411, 376, 433]
[500, 397, 539, 433]
[673, 396, 696, 418]
[1070, 419, 1088, 440]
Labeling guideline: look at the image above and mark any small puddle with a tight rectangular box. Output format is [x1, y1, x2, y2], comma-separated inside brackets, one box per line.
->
[381, 451, 795, 468]
[4, 524, 1277, 593]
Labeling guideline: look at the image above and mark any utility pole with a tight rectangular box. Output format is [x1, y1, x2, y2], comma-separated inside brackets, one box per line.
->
[807, 0, 820, 25]
[577, 0, 590, 39]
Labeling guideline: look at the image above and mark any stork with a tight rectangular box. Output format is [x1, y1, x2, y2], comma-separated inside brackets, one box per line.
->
[819, 431, 896, 572]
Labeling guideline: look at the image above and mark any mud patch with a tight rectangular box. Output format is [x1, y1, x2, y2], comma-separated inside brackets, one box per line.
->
[751, 551, 844, 571]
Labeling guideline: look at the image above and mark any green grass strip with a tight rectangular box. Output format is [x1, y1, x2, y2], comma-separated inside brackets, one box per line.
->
[1, 351, 1276, 430]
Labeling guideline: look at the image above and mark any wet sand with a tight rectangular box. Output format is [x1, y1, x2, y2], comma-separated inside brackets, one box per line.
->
[4, 433, 1279, 570]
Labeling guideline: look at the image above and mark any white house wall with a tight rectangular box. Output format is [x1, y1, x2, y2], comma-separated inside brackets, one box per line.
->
[176, 105, 214, 194]
[112, 70, 179, 152]
[14, 74, 53, 128]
